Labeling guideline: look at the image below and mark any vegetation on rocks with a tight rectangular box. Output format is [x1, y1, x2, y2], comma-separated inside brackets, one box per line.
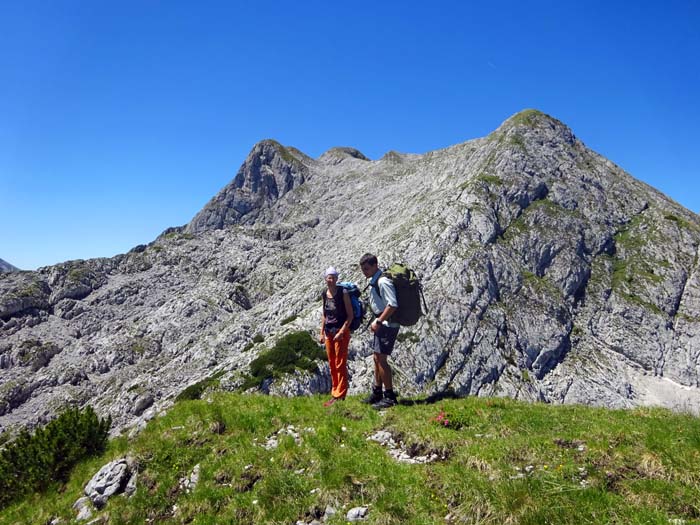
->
[509, 109, 547, 128]
[17, 339, 60, 371]
[175, 370, 227, 402]
[241, 331, 326, 390]
[1, 395, 698, 524]
[280, 314, 298, 325]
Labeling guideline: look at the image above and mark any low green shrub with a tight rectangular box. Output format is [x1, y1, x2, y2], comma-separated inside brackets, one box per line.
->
[0, 406, 110, 509]
[280, 315, 298, 325]
[175, 370, 226, 402]
[241, 331, 326, 390]
[397, 331, 420, 343]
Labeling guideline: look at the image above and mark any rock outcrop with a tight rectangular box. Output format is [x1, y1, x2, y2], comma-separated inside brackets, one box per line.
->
[185, 139, 309, 233]
[1, 109, 699, 437]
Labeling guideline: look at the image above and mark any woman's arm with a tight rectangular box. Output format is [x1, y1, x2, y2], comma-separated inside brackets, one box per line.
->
[319, 301, 326, 343]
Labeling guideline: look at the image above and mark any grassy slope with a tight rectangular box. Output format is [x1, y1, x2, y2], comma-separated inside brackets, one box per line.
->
[2, 394, 699, 524]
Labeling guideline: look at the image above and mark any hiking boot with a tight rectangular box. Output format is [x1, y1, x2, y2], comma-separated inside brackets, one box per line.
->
[372, 395, 397, 410]
[361, 387, 383, 404]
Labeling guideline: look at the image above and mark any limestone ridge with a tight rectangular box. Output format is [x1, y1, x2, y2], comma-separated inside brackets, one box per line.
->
[2, 109, 700, 437]
[318, 147, 369, 165]
[185, 139, 309, 233]
[0, 259, 19, 273]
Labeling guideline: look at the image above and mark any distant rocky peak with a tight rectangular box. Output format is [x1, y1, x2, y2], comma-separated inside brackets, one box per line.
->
[380, 150, 406, 163]
[186, 139, 310, 233]
[0, 258, 19, 273]
[247, 139, 308, 171]
[318, 147, 369, 165]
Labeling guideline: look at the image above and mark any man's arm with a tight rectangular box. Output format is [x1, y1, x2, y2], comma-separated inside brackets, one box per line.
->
[376, 305, 397, 324]
[371, 277, 398, 331]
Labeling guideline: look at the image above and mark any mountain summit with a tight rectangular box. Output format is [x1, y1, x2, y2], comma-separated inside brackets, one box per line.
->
[185, 139, 309, 233]
[1, 109, 699, 435]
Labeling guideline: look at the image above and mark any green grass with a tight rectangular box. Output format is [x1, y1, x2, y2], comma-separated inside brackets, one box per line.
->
[508, 134, 527, 151]
[1, 396, 699, 524]
[510, 109, 547, 128]
[476, 174, 502, 186]
[664, 213, 700, 232]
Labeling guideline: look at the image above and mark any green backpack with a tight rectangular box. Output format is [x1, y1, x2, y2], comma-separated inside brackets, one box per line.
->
[374, 263, 427, 326]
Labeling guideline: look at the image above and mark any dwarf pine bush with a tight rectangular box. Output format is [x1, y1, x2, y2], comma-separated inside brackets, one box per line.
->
[242, 331, 326, 390]
[0, 406, 111, 509]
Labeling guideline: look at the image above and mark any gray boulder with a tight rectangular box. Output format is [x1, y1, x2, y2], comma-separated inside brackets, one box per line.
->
[84, 457, 132, 508]
[72, 496, 93, 521]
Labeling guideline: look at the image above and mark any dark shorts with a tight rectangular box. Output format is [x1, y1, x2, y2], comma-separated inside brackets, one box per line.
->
[372, 324, 400, 356]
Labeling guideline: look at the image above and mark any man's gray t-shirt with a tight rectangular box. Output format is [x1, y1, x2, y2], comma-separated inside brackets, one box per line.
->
[369, 270, 400, 328]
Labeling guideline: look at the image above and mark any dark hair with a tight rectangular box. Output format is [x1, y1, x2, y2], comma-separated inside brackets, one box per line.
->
[359, 253, 378, 266]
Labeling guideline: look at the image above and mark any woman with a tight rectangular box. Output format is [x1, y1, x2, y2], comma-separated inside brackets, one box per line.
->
[319, 266, 354, 406]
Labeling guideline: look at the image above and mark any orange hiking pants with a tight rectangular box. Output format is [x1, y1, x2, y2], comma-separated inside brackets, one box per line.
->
[325, 330, 350, 399]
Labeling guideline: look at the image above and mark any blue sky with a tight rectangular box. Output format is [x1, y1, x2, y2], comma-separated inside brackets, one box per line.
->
[2, 1, 699, 270]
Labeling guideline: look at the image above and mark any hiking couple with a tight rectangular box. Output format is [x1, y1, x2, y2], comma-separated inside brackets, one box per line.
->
[319, 253, 400, 410]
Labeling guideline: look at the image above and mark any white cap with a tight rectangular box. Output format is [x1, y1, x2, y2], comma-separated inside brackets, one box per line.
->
[324, 266, 339, 277]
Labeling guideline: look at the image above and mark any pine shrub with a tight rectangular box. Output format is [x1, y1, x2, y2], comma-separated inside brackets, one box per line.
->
[242, 331, 326, 390]
[0, 406, 111, 509]
[175, 370, 227, 402]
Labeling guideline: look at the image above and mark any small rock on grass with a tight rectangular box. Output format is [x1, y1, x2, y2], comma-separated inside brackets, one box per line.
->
[347, 506, 368, 521]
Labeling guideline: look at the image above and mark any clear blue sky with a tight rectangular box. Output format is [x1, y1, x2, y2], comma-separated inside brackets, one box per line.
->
[2, 1, 698, 270]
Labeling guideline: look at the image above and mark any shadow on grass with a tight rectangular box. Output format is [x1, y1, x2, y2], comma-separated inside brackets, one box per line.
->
[398, 388, 460, 406]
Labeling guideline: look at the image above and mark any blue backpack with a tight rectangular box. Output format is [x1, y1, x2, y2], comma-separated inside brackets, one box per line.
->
[337, 281, 366, 331]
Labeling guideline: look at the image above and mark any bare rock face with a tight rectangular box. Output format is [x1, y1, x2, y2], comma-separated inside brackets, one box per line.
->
[2, 109, 700, 437]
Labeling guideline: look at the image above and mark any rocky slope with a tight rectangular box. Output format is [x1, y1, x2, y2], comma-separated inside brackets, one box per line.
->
[0, 259, 19, 273]
[1, 109, 699, 436]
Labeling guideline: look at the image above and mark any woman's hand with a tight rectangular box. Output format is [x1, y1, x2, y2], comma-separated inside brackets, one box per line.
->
[319, 332, 326, 344]
[333, 329, 346, 342]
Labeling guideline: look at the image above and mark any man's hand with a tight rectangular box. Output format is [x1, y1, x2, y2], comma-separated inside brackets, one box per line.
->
[370, 320, 380, 333]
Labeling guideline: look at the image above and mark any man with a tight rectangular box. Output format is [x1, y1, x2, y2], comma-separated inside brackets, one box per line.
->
[359, 253, 400, 409]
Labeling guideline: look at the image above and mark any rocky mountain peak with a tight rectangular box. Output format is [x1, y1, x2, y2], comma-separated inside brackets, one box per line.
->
[318, 147, 369, 165]
[380, 150, 408, 163]
[0, 259, 19, 273]
[493, 109, 577, 147]
[185, 139, 310, 233]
